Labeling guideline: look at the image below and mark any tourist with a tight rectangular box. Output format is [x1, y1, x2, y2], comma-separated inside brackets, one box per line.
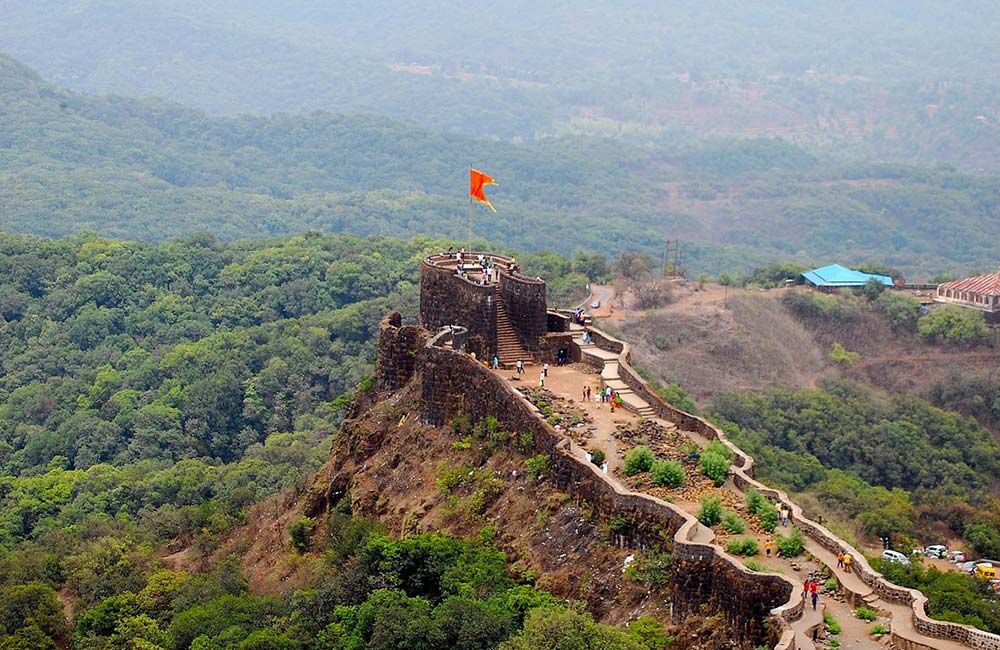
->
[539, 374, 545, 388]
[837, 551, 844, 569]
[491, 355, 500, 370]
[542, 362, 549, 378]
[516, 359, 524, 375]
[781, 507, 789, 527]
[810, 581, 819, 610]
[802, 580, 811, 599]
[765, 538, 773, 557]
[843, 552, 853, 572]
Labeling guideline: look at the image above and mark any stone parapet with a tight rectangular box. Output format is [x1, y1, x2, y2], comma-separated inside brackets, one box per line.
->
[378, 316, 799, 649]
[582, 324, 1000, 650]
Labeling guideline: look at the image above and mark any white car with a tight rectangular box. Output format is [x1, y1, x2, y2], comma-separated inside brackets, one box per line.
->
[924, 545, 948, 559]
[882, 549, 911, 566]
[590, 300, 601, 309]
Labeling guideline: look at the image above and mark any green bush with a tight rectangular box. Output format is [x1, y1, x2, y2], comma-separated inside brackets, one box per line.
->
[825, 578, 838, 591]
[697, 496, 723, 527]
[289, 516, 316, 552]
[877, 291, 921, 331]
[918, 305, 991, 346]
[824, 613, 841, 635]
[776, 527, 806, 557]
[525, 455, 550, 481]
[623, 446, 655, 476]
[725, 537, 759, 556]
[756, 500, 779, 532]
[855, 607, 877, 621]
[745, 488, 766, 514]
[650, 459, 685, 487]
[704, 440, 733, 460]
[743, 559, 779, 573]
[721, 511, 746, 534]
[699, 452, 730, 486]
[870, 624, 887, 636]
[829, 342, 860, 368]
[589, 449, 605, 467]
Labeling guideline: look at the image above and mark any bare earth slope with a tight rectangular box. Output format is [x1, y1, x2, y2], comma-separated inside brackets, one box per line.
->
[616, 283, 1000, 419]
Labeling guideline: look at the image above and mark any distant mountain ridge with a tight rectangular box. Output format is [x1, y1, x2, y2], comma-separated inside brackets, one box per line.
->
[3, 53, 1000, 278]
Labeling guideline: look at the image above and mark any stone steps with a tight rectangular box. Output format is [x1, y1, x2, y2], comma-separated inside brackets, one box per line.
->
[495, 287, 530, 366]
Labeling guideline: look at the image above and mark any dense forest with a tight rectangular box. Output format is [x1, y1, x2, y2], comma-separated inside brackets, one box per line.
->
[0, 231, 612, 648]
[4, 54, 1000, 278]
[4, 2, 1000, 168]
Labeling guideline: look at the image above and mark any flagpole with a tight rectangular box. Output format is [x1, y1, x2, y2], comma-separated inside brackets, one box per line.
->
[468, 194, 473, 251]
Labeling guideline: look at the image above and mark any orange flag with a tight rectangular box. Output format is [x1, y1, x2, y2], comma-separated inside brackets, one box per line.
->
[470, 168, 497, 212]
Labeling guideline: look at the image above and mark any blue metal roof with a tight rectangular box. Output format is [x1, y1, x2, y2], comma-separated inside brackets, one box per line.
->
[801, 264, 894, 287]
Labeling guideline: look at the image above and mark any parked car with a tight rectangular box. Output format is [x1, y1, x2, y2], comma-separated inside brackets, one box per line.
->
[959, 560, 978, 573]
[882, 549, 911, 566]
[924, 544, 948, 558]
[590, 300, 601, 309]
[975, 563, 998, 581]
[948, 550, 967, 563]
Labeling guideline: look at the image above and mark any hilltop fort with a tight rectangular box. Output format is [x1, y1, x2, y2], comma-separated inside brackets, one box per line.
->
[311, 251, 1000, 650]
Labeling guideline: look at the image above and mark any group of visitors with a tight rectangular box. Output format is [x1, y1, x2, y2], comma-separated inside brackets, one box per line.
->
[448, 247, 503, 285]
[836, 550, 853, 572]
[802, 578, 820, 610]
[574, 308, 587, 325]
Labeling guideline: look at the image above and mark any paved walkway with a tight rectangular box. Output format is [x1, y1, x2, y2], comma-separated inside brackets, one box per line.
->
[489, 318, 969, 650]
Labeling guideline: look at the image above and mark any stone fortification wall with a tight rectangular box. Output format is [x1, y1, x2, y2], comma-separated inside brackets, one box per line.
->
[498, 271, 547, 351]
[379, 318, 798, 650]
[376, 312, 428, 392]
[419, 257, 497, 360]
[419, 253, 549, 360]
[585, 326, 1000, 650]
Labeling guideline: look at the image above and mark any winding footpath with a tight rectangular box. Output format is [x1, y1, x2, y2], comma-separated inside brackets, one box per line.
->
[528, 287, 980, 650]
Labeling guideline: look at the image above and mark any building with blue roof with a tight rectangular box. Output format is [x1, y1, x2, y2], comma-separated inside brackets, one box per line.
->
[801, 264, 894, 291]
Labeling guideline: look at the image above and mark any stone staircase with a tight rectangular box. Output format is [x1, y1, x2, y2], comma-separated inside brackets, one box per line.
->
[574, 334, 657, 418]
[495, 288, 531, 367]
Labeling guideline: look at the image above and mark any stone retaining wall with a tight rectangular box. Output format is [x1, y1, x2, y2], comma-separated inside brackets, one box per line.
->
[379, 317, 800, 650]
[585, 325, 1000, 650]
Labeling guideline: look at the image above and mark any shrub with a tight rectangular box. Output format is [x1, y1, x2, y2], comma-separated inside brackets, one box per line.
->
[699, 452, 730, 486]
[725, 537, 759, 556]
[918, 305, 990, 346]
[289, 516, 316, 552]
[744, 559, 779, 573]
[870, 624, 887, 636]
[697, 496, 723, 527]
[721, 511, 746, 534]
[624, 446, 655, 475]
[745, 488, 766, 514]
[589, 449, 606, 467]
[877, 291, 921, 332]
[855, 607, 877, 621]
[829, 342, 860, 368]
[704, 440, 733, 460]
[756, 500, 779, 532]
[525, 455, 550, 481]
[776, 527, 806, 557]
[825, 578, 838, 591]
[824, 613, 841, 635]
[650, 459, 685, 487]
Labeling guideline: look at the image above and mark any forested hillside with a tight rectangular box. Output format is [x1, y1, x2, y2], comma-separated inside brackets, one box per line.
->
[4, 1, 1000, 167]
[4, 54, 1000, 278]
[0, 232, 631, 649]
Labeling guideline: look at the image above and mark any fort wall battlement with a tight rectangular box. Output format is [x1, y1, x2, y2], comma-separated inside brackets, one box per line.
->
[419, 253, 548, 360]
[378, 312, 798, 650]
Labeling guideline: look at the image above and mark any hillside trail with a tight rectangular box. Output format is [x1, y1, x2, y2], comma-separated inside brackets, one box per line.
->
[490, 307, 969, 650]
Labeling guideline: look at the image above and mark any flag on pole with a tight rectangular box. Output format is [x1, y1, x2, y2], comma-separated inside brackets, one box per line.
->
[470, 168, 497, 212]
